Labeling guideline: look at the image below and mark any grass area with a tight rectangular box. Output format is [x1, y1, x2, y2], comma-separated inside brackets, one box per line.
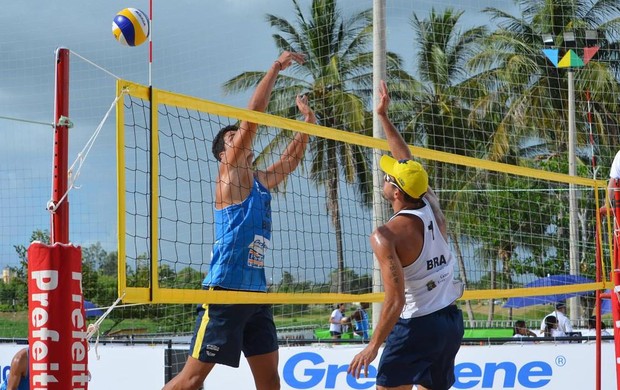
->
[0, 312, 173, 338]
[0, 311, 28, 338]
[1, 302, 612, 339]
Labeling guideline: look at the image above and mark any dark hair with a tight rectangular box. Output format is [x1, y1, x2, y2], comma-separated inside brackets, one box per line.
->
[588, 316, 607, 330]
[513, 320, 526, 336]
[212, 125, 239, 161]
[402, 190, 422, 204]
[544, 315, 558, 337]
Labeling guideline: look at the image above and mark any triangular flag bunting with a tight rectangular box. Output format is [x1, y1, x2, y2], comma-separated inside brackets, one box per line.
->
[558, 49, 584, 68]
[542, 48, 559, 67]
[583, 46, 599, 65]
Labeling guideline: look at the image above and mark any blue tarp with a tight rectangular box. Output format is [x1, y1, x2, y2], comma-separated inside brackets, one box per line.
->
[503, 274, 594, 308]
[84, 300, 104, 317]
[601, 297, 611, 315]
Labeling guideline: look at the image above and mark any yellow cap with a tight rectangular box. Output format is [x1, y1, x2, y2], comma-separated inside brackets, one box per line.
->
[380, 155, 428, 199]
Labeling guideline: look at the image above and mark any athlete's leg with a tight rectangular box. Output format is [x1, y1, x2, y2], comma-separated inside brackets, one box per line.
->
[162, 356, 215, 390]
[247, 350, 280, 390]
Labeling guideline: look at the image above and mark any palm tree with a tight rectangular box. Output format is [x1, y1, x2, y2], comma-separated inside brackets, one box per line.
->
[399, 7, 489, 325]
[462, 0, 620, 321]
[223, 0, 411, 293]
[472, 0, 620, 162]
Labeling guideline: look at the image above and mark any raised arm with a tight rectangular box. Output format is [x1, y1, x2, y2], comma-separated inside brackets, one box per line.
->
[225, 51, 306, 166]
[378, 80, 447, 235]
[258, 94, 313, 189]
[377, 80, 411, 161]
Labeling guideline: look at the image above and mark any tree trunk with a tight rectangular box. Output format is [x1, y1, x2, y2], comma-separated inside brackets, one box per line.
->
[450, 232, 475, 327]
[486, 258, 496, 327]
[326, 148, 345, 294]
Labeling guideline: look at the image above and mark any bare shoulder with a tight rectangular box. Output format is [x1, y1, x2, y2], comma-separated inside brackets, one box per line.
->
[12, 348, 28, 372]
[371, 223, 398, 247]
[215, 164, 254, 207]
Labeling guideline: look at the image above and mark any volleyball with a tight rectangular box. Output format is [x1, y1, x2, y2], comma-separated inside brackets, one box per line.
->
[112, 8, 150, 47]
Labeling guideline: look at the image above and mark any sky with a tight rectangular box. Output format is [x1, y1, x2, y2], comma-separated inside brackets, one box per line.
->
[0, 0, 520, 270]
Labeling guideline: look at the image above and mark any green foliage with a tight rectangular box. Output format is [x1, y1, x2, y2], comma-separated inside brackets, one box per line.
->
[0, 277, 28, 310]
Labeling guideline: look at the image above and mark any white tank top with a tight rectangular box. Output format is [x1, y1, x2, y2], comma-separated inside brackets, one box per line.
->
[391, 199, 464, 318]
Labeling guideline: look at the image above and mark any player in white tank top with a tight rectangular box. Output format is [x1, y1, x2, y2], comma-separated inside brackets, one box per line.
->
[348, 81, 464, 390]
[394, 203, 463, 318]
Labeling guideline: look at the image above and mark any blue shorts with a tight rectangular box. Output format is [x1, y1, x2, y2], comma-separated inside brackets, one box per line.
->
[377, 305, 463, 390]
[189, 302, 278, 367]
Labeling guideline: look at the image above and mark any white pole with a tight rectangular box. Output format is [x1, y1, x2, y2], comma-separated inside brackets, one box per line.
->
[372, 0, 387, 331]
[567, 69, 580, 325]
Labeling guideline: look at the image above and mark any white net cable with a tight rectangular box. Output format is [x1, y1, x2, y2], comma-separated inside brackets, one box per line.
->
[47, 88, 127, 214]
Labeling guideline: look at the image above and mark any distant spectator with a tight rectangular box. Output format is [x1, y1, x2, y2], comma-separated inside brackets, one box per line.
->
[329, 303, 346, 339]
[540, 302, 573, 333]
[583, 316, 612, 343]
[350, 302, 371, 341]
[542, 315, 566, 339]
[512, 320, 537, 338]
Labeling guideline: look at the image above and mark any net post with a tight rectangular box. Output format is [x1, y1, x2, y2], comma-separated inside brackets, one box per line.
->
[612, 181, 620, 389]
[27, 48, 89, 390]
[372, 0, 387, 336]
[51, 47, 70, 244]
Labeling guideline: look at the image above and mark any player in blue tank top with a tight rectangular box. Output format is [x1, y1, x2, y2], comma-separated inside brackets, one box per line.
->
[163, 51, 315, 390]
[0, 348, 29, 390]
[203, 178, 272, 291]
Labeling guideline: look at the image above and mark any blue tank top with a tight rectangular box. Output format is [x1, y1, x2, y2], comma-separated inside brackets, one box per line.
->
[355, 309, 370, 340]
[0, 376, 30, 390]
[202, 178, 272, 292]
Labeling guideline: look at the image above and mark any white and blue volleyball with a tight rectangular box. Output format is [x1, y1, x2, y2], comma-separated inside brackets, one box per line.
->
[112, 8, 150, 47]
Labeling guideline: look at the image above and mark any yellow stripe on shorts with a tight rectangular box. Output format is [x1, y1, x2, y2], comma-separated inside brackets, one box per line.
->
[191, 302, 210, 358]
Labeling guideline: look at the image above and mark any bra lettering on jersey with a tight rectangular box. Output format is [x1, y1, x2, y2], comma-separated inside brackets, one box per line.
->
[426, 254, 446, 270]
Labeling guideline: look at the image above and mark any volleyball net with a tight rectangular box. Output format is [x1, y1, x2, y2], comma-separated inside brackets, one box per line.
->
[116, 78, 614, 308]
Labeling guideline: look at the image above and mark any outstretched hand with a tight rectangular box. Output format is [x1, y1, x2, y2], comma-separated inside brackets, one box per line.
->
[377, 80, 390, 116]
[296, 94, 316, 123]
[276, 51, 306, 71]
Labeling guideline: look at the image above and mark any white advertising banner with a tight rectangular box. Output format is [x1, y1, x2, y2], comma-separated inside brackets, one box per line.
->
[0, 344, 165, 390]
[0, 342, 615, 389]
[205, 343, 617, 390]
